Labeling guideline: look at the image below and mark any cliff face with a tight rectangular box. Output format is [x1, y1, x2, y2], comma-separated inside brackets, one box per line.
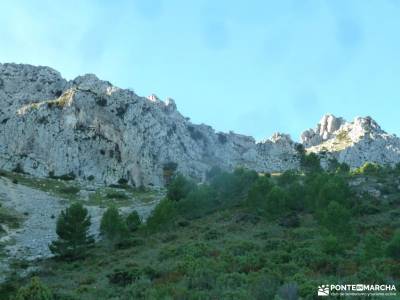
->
[1, 63, 399, 186]
[0, 63, 299, 186]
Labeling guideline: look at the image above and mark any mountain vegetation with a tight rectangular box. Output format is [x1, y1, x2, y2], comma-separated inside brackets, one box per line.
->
[1, 155, 399, 299]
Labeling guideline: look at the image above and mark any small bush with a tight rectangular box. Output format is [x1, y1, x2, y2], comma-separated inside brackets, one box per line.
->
[301, 153, 322, 173]
[59, 186, 80, 195]
[178, 185, 217, 219]
[362, 233, 383, 260]
[321, 234, 343, 255]
[49, 172, 76, 181]
[246, 176, 272, 211]
[15, 277, 53, 300]
[126, 211, 142, 232]
[12, 163, 25, 174]
[117, 178, 128, 185]
[264, 186, 288, 218]
[146, 199, 177, 231]
[163, 162, 178, 185]
[106, 191, 128, 200]
[107, 268, 141, 287]
[386, 230, 400, 260]
[353, 162, 382, 176]
[167, 174, 196, 201]
[319, 201, 352, 239]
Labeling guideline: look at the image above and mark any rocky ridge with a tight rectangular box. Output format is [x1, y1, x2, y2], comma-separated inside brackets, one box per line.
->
[301, 114, 400, 168]
[0, 63, 298, 186]
[0, 63, 399, 186]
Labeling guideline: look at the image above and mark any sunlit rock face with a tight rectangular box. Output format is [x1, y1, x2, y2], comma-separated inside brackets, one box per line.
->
[0, 63, 300, 186]
[302, 114, 400, 168]
[301, 114, 346, 147]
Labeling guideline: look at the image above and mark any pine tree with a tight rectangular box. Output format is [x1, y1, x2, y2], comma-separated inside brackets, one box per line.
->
[49, 203, 94, 260]
[100, 206, 127, 247]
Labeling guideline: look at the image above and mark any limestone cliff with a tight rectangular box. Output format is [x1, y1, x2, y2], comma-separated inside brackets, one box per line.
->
[1, 63, 399, 186]
[0, 63, 299, 186]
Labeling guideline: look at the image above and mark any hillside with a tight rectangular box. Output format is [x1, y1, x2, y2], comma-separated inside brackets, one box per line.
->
[1, 162, 400, 299]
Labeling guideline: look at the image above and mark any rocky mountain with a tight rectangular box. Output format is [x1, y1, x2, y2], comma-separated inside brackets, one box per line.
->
[301, 114, 400, 168]
[0, 63, 299, 187]
[0, 63, 399, 187]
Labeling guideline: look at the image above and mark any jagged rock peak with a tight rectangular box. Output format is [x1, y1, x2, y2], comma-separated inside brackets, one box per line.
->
[300, 114, 385, 148]
[301, 114, 345, 147]
[352, 116, 383, 134]
[269, 132, 294, 144]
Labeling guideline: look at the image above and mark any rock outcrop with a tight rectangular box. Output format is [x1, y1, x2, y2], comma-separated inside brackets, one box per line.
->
[0, 63, 299, 186]
[301, 114, 345, 147]
[301, 114, 400, 168]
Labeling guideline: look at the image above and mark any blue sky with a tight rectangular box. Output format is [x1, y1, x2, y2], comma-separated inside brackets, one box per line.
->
[1, 0, 400, 141]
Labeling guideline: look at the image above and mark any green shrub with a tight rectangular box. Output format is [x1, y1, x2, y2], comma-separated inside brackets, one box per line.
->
[126, 210, 142, 232]
[304, 173, 352, 211]
[49, 203, 94, 260]
[362, 233, 383, 260]
[12, 163, 25, 174]
[264, 186, 288, 218]
[178, 185, 217, 219]
[353, 162, 382, 176]
[49, 172, 76, 181]
[163, 162, 178, 185]
[15, 277, 53, 300]
[301, 153, 322, 173]
[250, 275, 280, 300]
[167, 174, 196, 201]
[59, 186, 80, 195]
[277, 170, 299, 187]
[386, 230, 400, 260]
[285, 182, 306, 211]
[246, 176, 272, 212]
[211, 168, 258, 206]
[0, 207, 21, 228]
[321, 234, 344, 255]
[146, 199, 177, 231]
[117, 178, 128, 185]
[107, 268, 142, 287]
[100, 206, 128, 247]
[186, 266, 217, 291]
[319, 201, 352, 239]
[106, 191, 128, 200]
